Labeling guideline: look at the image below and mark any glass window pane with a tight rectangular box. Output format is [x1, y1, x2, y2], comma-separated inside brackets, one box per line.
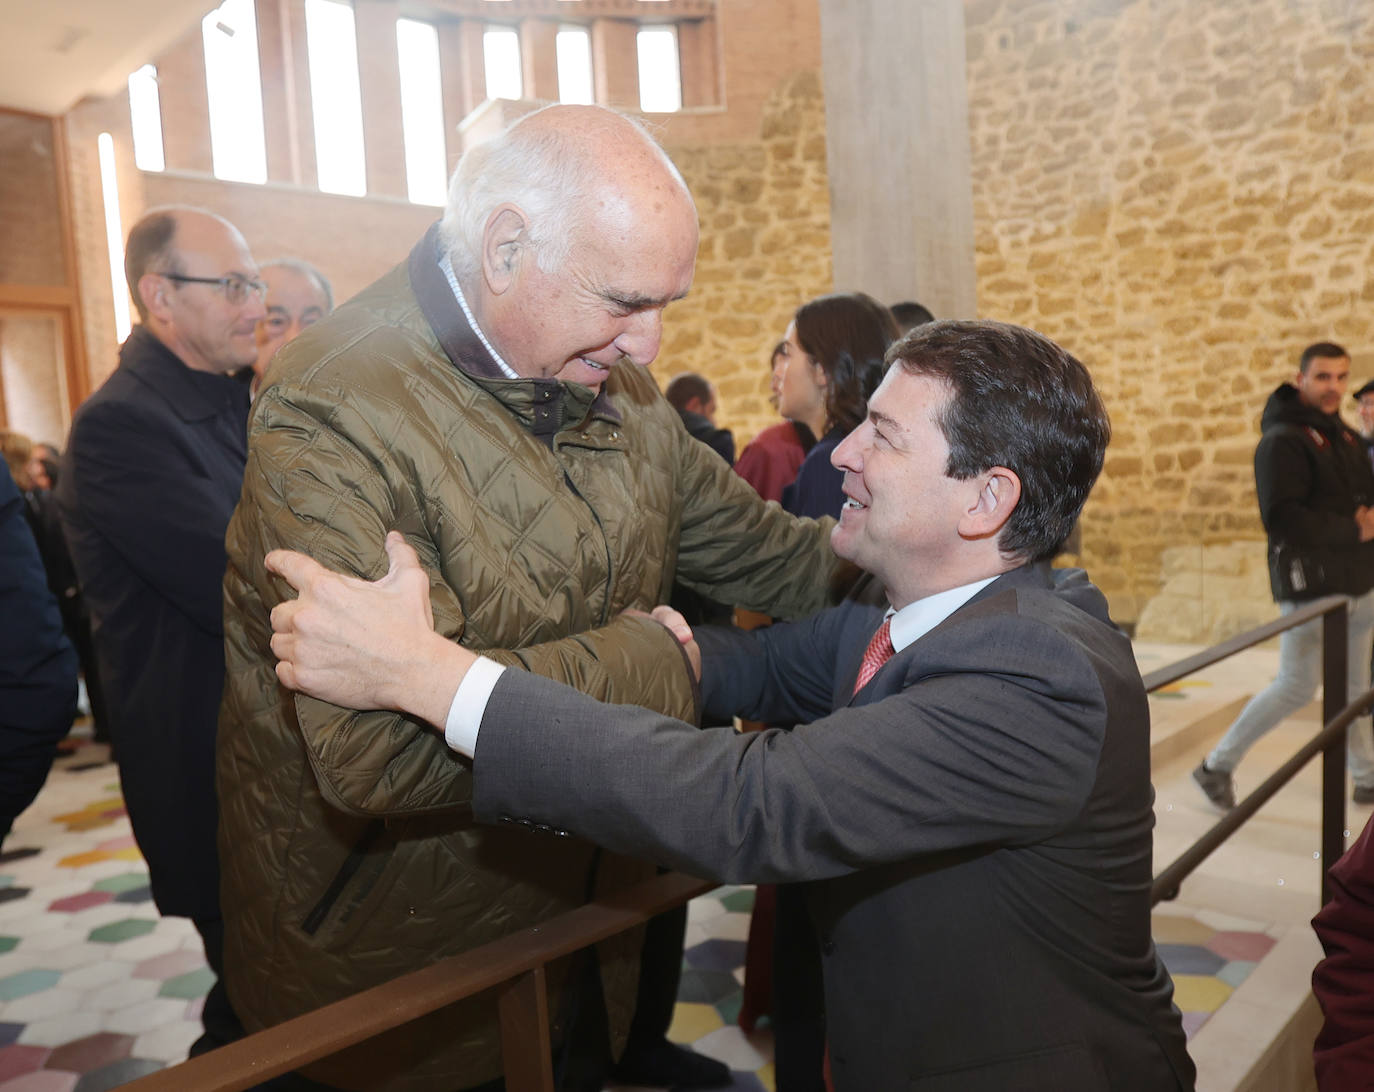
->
[202, 0, 267, 184]
[483, 27, 523, 101]
[637, 27, 682, 113]
[97, 132, 132, 343]
[128, 65, 166, 173]
[396, 19, 448, 206]
[305, 0, 367, 196]
[556, 26, 593, 105]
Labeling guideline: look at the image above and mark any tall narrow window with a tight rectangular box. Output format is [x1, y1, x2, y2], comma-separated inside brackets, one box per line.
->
[396, 19, 448, 206]
[202, 0, 268, 184]
[556, 26, 594, 105]
[483, 27, 523, 101]
[304, 0, 366, 196]
[637, 26, 681, 113]
[97, 133, 132, 342]
[128, 66, 165, 172]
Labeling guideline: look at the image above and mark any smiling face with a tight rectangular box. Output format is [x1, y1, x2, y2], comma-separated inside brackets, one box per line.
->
[462, 107, 701, 391]
[142, 212, 265, 375]
[830, 368, 983, 609]
[486, 178, 697, 391]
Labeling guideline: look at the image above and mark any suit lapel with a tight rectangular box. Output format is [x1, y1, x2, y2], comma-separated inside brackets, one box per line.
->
[840, 564, 1053, 706]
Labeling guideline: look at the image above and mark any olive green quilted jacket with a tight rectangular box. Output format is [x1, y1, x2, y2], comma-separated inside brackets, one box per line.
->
[217, 238, 835, 1091]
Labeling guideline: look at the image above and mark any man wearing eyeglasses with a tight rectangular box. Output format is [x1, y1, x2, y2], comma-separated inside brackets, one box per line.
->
[57, 205, 266, 1060]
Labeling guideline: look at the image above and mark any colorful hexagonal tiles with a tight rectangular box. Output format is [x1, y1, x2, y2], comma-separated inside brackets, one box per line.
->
[0, 735, 1281, 1091]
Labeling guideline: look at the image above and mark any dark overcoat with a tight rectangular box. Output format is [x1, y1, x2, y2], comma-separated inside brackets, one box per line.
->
[58, 326, 248, 919]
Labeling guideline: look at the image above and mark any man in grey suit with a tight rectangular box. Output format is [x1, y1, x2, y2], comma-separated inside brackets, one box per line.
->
[266, 319, 1196, 1091]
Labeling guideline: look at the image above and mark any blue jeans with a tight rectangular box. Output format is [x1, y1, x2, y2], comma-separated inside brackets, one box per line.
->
[1207, 591, 1374, 786]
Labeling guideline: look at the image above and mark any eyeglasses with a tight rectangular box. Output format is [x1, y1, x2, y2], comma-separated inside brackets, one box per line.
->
[158, 272, 268, 306]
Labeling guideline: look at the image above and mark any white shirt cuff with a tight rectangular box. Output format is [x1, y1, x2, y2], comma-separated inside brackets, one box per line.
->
[443, 655, 506, 757]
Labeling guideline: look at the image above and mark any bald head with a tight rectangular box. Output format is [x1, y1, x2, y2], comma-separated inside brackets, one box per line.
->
[441, 104, 695, 284]
[441, 105, 699, 390]
[127, 207, 266, 374]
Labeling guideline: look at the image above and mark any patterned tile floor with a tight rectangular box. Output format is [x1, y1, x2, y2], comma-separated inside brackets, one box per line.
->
[0, 722, 1275, 1091]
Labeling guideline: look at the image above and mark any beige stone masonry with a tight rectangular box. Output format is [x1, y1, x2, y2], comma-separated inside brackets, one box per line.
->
[965, 0, 1374, 631]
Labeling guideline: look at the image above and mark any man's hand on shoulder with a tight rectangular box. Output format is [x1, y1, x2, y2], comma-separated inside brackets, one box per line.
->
[266, 531, 475, 727]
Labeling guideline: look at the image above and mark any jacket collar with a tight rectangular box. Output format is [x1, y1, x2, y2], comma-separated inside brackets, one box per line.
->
[955, 560, 1113, 629]
[406, 223, 623, 436]
[119, 326, 250, 424]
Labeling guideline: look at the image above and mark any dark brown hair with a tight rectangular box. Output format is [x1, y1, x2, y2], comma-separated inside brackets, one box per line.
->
[891, 319, 1110, 562]
[793, 292, 899, 435]
[123, 211, 181, 323]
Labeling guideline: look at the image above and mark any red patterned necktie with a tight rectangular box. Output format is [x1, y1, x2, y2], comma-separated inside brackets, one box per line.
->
[853, 617, 895, 694]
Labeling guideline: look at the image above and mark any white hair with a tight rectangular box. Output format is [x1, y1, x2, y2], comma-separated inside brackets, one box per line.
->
[438, 105, 688, 283]
[259, 257, 334, 311]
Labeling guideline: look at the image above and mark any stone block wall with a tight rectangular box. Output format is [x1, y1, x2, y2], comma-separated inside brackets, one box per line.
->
[1135, 540, 1273, 643]
[964, 0, 1374, 628]
[659, 70, 835, 444]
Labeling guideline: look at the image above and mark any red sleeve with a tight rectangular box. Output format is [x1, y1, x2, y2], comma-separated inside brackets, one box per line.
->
[734, 424, 806, 503]
[1313, 819, 1374, 1089]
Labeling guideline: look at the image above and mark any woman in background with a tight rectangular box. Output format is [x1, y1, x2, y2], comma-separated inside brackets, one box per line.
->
[777, 292, 899, 519]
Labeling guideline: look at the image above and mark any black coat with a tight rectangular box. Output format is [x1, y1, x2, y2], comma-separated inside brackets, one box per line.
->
[473, 565, 1196, 1091]
[675, 408, 734, 465]
[0, 464, 76, 840]
[1255, 383, 1374, 600]
[57, 326, 249, 919]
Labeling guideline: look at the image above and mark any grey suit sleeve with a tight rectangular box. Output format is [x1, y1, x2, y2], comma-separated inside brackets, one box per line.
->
[471, 610, 1111, 884]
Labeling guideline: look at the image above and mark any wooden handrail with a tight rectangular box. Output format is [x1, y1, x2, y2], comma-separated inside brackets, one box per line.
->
[118, 871, 715, 1092]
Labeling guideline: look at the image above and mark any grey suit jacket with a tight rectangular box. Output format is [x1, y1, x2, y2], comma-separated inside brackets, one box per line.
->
[472, 563, 1196, 1091]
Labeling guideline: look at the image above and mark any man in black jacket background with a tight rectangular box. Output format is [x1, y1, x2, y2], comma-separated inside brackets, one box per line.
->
[1194, 341, 1374, 808]
[58, 206, 264, 1057]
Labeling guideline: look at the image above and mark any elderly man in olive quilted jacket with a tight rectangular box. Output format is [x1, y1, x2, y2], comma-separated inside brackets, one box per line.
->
[218, 105, 837, 1092]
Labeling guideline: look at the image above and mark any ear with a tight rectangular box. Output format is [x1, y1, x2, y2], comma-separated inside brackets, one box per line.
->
[139, 273, 171, 324]
[481, 204, 530, 296]
[958, 467, 1021, 544]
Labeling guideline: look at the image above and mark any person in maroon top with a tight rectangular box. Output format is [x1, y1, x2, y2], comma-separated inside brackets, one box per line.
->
[735, 341, 815, 502]
[1313, 819, 1374, 1088]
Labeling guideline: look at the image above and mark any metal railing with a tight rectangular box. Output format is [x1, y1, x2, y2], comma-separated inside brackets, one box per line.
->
[118, 595, 1371, 1090]
[1148, 594, 1371, 907]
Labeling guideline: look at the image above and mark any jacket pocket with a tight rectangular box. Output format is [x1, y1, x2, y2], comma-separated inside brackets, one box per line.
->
[301, 819, 397, 948]
[908, 1041, 1108, 1092]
